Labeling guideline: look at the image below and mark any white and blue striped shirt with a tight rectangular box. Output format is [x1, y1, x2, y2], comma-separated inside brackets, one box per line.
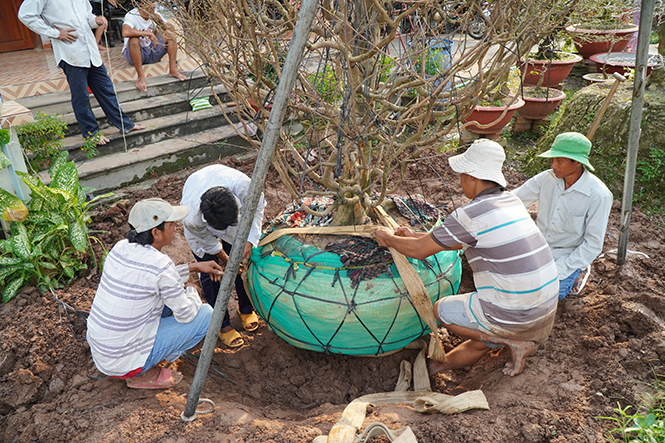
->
[431, 188, 559, 341]
[86, 240, 202, 376]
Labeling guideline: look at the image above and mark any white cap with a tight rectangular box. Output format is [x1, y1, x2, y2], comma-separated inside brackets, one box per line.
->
[128, 198, 189, 233]
[448, 139, 507, 187]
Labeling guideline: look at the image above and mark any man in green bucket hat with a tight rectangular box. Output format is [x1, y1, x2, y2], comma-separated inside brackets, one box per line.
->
[513, 132, 613, 300]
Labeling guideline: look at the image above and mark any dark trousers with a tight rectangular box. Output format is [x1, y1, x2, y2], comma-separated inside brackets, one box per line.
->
[194, 240, 253, 330]
[58, 61, 134, 138]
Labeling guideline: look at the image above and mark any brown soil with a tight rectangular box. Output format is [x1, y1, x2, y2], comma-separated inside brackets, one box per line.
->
[2, 150, 665, 443]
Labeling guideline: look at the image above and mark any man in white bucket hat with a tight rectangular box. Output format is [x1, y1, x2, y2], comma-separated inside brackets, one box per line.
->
[513, 132, 613, 301]
[376, 139, 559, 377]
[87, 198, 223, 389]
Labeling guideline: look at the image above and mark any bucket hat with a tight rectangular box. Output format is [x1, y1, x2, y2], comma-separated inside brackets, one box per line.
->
[537, 132, 594, 171]
[448, 138, 507, 187]
[128, 198, 189, 233]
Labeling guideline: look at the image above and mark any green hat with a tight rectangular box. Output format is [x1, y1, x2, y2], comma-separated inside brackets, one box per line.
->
[538, 132, 594, 171]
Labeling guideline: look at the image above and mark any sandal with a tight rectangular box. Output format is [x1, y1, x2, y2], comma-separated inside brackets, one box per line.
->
[238, 310, 260, 332]
[126, 367, 183, 390]
[218, 329, 244, 348]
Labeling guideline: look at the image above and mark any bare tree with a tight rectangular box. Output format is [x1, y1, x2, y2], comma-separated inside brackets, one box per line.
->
[167, 0, 576, 224]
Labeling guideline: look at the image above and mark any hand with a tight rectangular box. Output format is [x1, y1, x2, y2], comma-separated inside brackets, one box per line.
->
[147, 31, 159, 45]
[108, 0, 118, 7]
[192, 260, 224, 282]
[215, 249, 229, 266]
[58, 28, 77, 43]
[95, 16, 108, 28]
[242, 242, 253, 262]
[395, 226, 416, 238]
[374, 227, 394, 247]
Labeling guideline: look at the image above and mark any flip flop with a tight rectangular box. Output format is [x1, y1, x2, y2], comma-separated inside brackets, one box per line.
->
[238, 310, 260, 332]
[218, 329, 244, 348]
[126, 367, 183, 390]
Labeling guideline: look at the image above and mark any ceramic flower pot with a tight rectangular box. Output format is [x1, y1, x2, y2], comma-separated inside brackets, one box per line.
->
[518, 87, 566, 120]
[463, 96, 524, 135]
[518, 53, 583, 87]
[590, 52, 656, 76]
[565, 25, 639, 59]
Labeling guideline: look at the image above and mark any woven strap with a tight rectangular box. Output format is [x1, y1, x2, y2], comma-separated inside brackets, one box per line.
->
[373, 206, 447, 363]
[258, 225, 379, 247]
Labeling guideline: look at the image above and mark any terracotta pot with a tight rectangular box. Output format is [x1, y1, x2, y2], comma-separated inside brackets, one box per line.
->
[463, 96, 524, 135]
[590, 52, 656, 76]
[565, 25, 639, 59]
[518, 87, 566, 120]
[518, 53, 583, 87]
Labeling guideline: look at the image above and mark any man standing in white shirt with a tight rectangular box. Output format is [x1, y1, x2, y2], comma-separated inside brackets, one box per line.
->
[122, 1, 186, 92]
[513, 132, 613, 300]
[18, 0, 145, 145]
[181, 165, 266, 348]
[87, 198, 222, 389]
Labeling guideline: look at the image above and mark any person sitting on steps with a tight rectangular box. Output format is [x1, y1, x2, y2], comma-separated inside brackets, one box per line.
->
[375, 139, 560, 377]
[121, 0, 186, 92]
[90, 0, 117, 50]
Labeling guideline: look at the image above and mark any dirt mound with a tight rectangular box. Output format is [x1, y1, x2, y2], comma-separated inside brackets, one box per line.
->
[2, 152, 664, 443]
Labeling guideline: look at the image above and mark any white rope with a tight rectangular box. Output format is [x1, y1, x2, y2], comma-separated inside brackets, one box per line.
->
[100, 0, 129, 152]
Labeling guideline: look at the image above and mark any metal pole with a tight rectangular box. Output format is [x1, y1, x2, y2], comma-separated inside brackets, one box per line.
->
[617, 0, 655, 265]
[182, 0, 320, 420]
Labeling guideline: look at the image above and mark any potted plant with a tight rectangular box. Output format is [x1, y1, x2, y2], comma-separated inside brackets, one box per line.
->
[463, 70, 524, 135]
[565, 0, 638, 58]
[518, 35, 583, 87]
[518, 86, 566, 120]
[589, 52, 657, 76]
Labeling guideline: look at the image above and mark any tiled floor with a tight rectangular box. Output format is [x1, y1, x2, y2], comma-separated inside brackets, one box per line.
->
[0, 45, 200, 101]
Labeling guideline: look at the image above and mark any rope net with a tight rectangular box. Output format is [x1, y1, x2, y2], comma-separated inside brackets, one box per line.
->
[246, 197, 462, 356]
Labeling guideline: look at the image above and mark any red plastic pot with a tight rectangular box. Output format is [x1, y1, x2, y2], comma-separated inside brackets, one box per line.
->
[518, 53, 583, 87]
[565, 25, 639, 59]
[518, 87, 566, 120]
[590, 52, 656, 76]
[463, 97, 524, 135]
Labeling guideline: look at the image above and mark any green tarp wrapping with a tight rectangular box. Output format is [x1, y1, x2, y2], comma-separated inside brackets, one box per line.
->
[246, 234, 462, 356]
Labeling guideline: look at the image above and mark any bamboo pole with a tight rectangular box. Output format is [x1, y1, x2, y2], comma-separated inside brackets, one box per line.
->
[181, 0, 320, 421]
[617, 0, 655, 265]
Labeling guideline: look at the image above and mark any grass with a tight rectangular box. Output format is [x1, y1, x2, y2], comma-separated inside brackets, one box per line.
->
[601, 376, 665, 442]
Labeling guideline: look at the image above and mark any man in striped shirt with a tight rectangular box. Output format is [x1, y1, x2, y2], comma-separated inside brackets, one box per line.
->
[375, 139, 559, 377]
[87, 199, 222, 389]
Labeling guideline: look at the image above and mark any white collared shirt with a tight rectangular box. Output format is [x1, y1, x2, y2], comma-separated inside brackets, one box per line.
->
[180, 165, 266, 258]
[18, 0, 102, 68]
[513, 169, 613, 280]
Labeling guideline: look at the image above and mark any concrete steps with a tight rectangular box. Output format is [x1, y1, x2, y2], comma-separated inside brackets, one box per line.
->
[22, 70, 255, 193]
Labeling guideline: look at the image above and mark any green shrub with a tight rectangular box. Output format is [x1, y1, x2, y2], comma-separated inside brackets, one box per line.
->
[0, 151, 111, 302]
[16, 111, 67, 171]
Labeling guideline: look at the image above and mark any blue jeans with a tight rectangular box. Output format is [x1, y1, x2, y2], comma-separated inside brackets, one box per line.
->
[194, 239, 254, 330]
[559, 269, 582, 300]
[141, 304, 213, 374]
[58, 61, 135, 138]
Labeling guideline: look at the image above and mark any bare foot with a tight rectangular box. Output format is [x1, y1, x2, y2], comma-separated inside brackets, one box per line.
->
[170, 70, 186, 82]
[125, 367, 183, 389]
[97, 135, 110, 145]
[98, 44, 108, 51]
[502, 341, 537, 377]
[135, 78, 148, 92]
[127, 124, 146, 133]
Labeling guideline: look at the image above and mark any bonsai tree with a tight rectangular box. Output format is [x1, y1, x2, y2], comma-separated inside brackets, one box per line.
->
[166, 0, 576, 224]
